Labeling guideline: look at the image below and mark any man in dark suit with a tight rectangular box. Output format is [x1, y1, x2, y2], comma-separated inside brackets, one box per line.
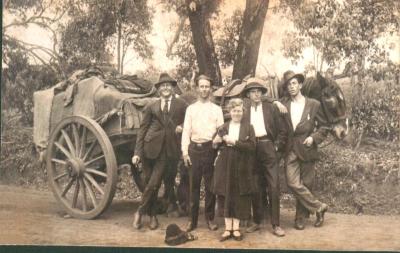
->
[241, 78, 287, 237]
[132, 73, 187, 230]
[281, 70, 329, 230]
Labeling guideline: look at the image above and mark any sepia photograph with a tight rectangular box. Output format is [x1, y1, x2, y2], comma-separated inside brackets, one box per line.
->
[1, 0, 399, 251]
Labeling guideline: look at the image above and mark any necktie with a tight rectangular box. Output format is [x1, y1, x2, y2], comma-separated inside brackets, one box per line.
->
[163, 100, 169, 119]
[253, 103, 259, 112]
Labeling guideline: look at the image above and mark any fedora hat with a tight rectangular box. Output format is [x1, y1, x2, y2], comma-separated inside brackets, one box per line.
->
[195, 74, 213, 86]
[282, 70, 305, 89]
[154, 73, 177, 89]
[241, 77, 268, 96]
[164, 223, 197, 246]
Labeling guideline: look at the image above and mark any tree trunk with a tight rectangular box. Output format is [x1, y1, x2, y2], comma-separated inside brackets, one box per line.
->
[186, 1, 222, 86]
[117, 21, 122, 74]
[232, 0, 269, 80]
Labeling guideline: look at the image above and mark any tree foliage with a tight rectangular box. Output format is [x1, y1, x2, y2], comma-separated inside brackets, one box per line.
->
[214, 9, 243, 68]
[60, 0, 153, 75]
[281, 0, 400, 72]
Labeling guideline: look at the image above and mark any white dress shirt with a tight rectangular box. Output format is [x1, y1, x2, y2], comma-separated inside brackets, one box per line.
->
[290, 98, 306, 130]
[181, 100, 224, 156]
[250, 104, 267, 137]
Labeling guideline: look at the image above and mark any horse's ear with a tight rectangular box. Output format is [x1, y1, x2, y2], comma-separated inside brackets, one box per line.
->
[317, 72, 328, 88]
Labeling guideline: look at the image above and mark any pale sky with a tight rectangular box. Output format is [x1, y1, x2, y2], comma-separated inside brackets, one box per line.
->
[3, 0, 399, 78]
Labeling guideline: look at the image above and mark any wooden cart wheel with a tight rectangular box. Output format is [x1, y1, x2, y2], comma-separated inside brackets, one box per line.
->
[46, 116, 117, 219]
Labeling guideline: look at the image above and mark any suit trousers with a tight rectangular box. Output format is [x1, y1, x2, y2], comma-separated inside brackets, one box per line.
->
[188, 142, 217, 226]
[251, 140, 281, 226]
[138, 149, 177, 216]
[285, 151, 323, 218]
[162, 159, 178, 208]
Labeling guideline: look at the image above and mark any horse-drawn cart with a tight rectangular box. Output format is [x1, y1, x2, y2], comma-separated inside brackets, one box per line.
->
[33, 70, 157, 219]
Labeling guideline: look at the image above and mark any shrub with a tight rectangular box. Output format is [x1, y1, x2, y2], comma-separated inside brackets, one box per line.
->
[350, 78, 400, 142]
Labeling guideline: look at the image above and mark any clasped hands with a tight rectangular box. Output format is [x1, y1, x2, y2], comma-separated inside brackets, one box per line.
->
[213, 134, 235, 146]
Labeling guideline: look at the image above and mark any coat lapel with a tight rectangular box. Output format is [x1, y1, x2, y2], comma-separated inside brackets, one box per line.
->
[284, 100, 294, 132]
[262, 102, 273, 135]
[166, 96, 176, 123]
[238, 122, 246, 141]
[294, 98, 311, 132]
[153, 99, 164, 123]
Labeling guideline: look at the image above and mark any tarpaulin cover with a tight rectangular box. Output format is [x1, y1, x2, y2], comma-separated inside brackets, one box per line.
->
[33, 75, 157, 148]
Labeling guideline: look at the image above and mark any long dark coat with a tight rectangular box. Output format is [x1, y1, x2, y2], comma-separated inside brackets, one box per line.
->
[134, 96, 187, 160]
[211, 121, 257, 219]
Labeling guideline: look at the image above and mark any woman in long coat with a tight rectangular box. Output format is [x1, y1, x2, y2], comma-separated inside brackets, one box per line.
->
[211, 98, 257, 241]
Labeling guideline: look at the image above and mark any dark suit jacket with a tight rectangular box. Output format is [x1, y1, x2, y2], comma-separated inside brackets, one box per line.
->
[282, 97, 329, 162]
[134, 96, 188, 160]
[212, 121, 257, 196]
[242, 98, 287, 152]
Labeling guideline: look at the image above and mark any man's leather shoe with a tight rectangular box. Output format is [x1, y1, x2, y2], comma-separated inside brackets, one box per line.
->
[246, 223, 260, 233]
[272, 225, 285, 237]
[314, 203, 328, 227]
[132, 211, 142, 229]
[294, 219, 305, 230]
[186, 221, 197, 232]
[149, 216, 159, 230]
[206, 219, 218, 231]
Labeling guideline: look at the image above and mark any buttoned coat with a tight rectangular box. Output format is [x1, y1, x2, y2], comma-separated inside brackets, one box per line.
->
[282, 97, 329, 162]
[134, 96, 188, 160]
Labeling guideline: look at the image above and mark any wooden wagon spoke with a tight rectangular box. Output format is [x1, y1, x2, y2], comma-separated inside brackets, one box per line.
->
[53, 172, 68, 181]
[82, 140, 97, 161]
[80, 178, 88, 211]
[86, 168, 107, 178]
[61, 129, 77, 157]
[72, 123, 80, 157]
[72, 178, 80, 209]
[54, 142, 74, 161]
[84, 173, 105, 195]
[61, 177, 75, 197]
[83, 178, 98, 208]
[51, 158, 67, 165]
[79, 127, 87, 158]
[84, 155, 105, 167]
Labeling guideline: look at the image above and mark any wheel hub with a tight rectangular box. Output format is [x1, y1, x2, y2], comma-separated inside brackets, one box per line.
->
[68, 159, 86, 178]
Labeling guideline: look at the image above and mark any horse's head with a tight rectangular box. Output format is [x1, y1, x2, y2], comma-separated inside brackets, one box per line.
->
[303, 72, 348, 139]
[316, 72, 348, 139]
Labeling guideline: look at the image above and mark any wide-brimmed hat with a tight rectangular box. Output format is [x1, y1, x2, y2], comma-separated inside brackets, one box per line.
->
[241, 77, 268, 96]
[282, 70, 305, 89]
[154, 73, 177, 89]
[195, 74, 213, 86]
[164, 223, 196, 246]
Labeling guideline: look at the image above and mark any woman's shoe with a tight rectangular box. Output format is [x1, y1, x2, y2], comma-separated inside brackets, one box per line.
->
[232, 230, 243, 241]
[219, 230, 232, 242]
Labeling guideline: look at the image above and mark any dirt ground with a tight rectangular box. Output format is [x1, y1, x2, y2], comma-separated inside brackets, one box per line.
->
[0, 185, 399, 251]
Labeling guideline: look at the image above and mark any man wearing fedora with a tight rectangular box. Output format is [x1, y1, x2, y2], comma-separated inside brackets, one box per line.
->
[132, 73, 188, 230]
[241, 77, 287, 237]
[281, 70, 329, 230]
[182, 74, 224, 232]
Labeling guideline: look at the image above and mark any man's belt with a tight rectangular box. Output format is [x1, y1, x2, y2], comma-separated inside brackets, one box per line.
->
[255, 135, 273, 142]
[190, 140, 213, 148]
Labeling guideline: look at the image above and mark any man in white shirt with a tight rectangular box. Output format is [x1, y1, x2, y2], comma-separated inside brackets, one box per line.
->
[281, 70, 329, 230]
[241, 78, 287, 237]
[182, 74, 224, 232]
